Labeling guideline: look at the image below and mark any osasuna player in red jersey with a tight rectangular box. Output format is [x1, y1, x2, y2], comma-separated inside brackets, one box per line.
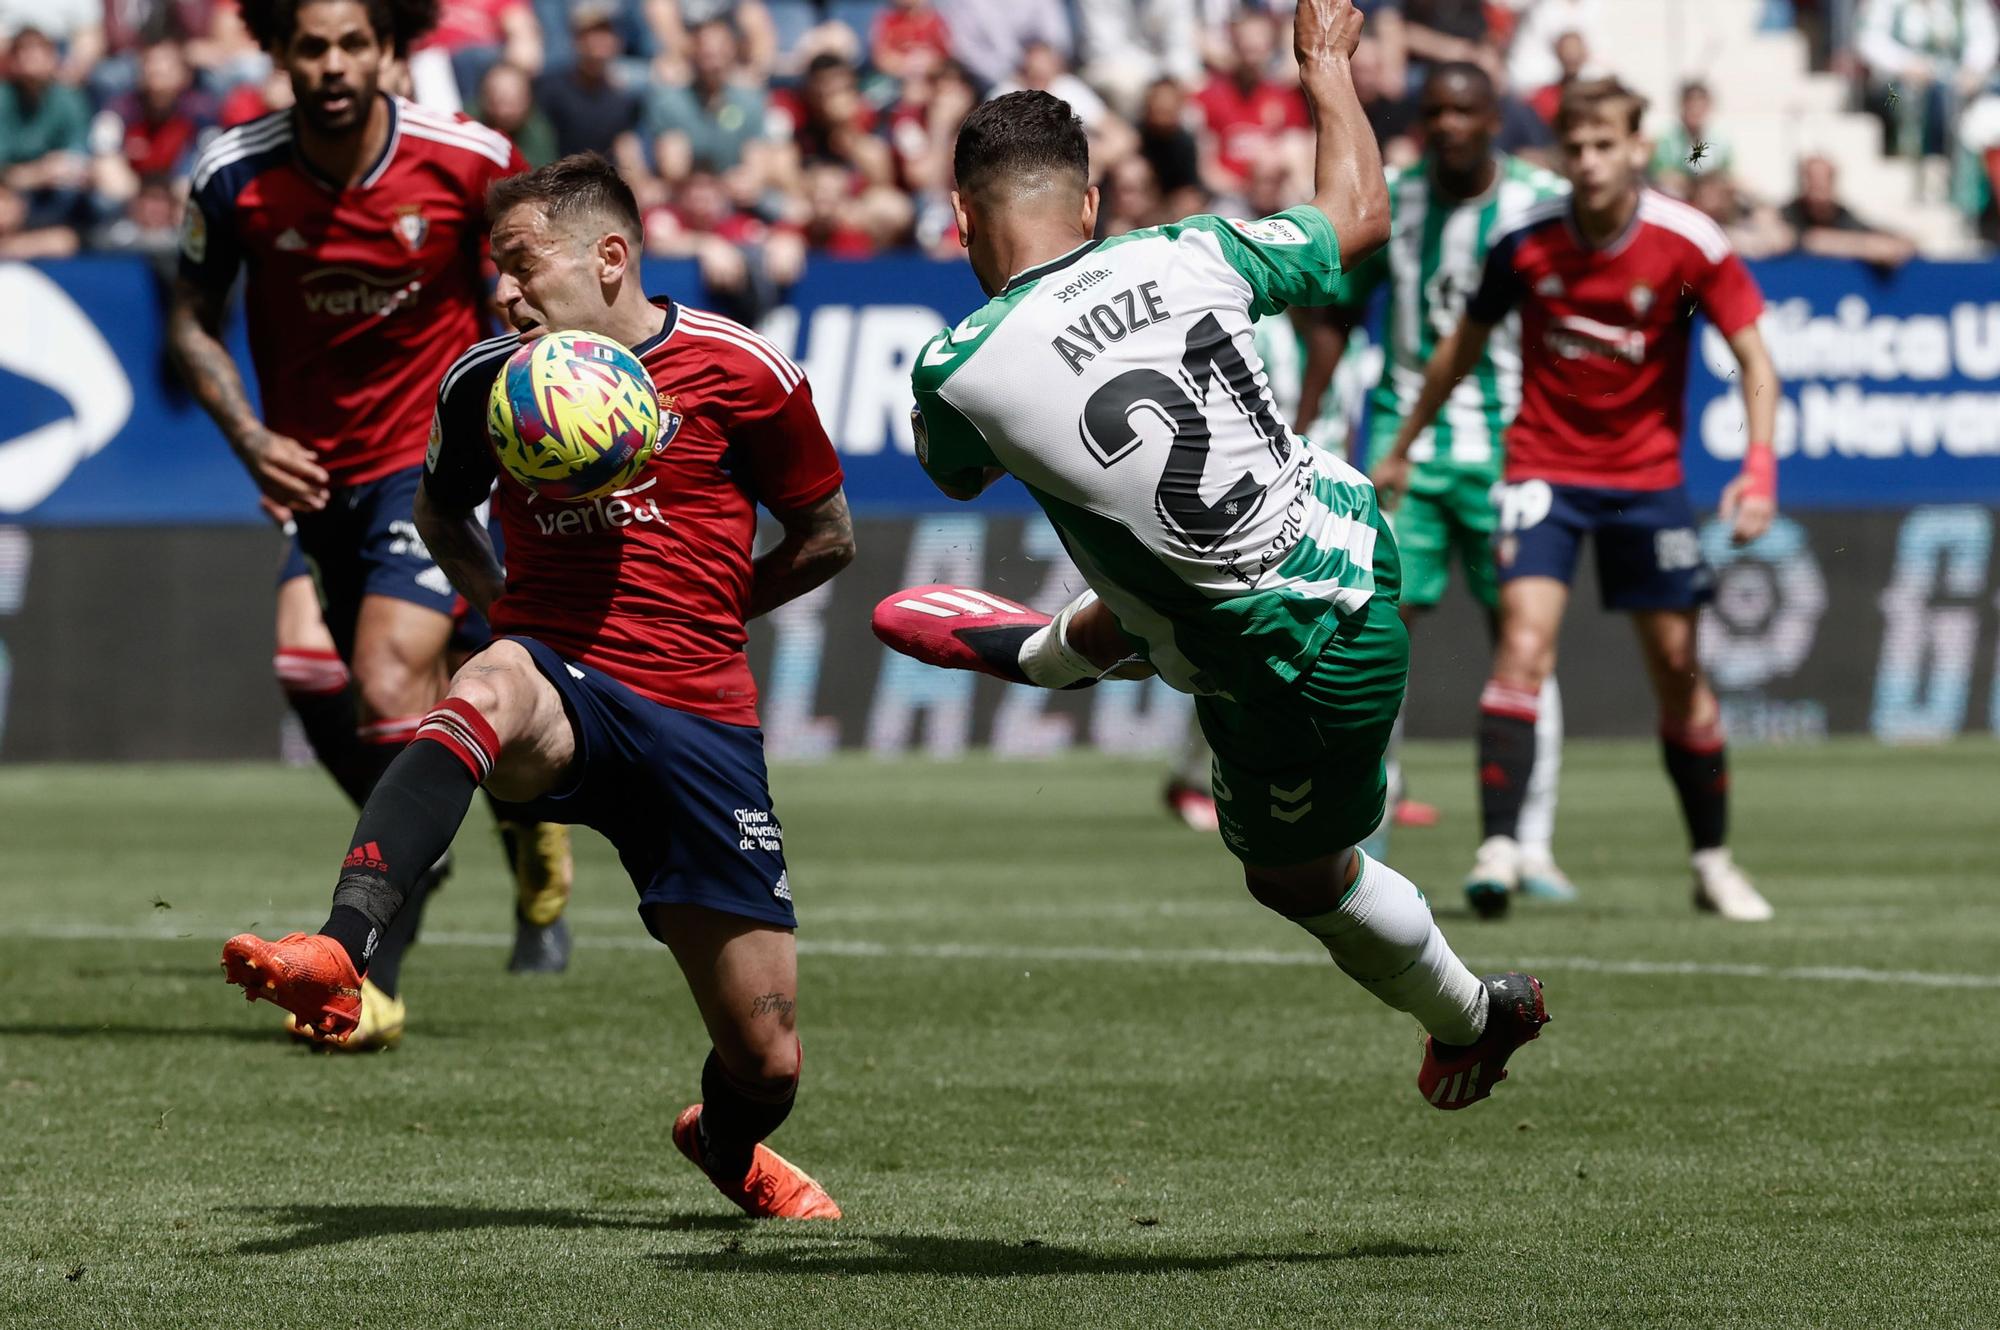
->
[221, 155, 857, 1219]
[168, 0, 573, 1041]
[1377, 77, 1781, 922]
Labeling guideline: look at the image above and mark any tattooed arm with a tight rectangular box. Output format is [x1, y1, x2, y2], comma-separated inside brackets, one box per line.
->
[748, 487, 855, 619]
[166, 276, 331, 512]
[414, 486, 506, 616]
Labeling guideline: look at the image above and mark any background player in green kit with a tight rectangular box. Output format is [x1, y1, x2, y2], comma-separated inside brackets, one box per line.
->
[1306, 62, 1577, 904]
[872, 0, 1549, 1111]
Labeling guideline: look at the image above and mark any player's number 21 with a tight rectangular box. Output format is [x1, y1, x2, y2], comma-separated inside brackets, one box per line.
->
[1077, 313, 1289, 553]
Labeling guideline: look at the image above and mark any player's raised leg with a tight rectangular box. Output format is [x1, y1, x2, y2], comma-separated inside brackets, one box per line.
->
[1468, 575, 1567, 917]
[1632, 608, 1772, 921]
[657, 905, 839, 1220]
[223, 638, 574, 1038]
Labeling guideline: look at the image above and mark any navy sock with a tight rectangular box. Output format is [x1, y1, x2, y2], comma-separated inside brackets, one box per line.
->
[696, 1048, 797, 1181]
[1477, 681, 1540, 841]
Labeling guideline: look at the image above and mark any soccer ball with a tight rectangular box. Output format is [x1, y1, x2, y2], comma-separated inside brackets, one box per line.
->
[487, 331, 663, 502]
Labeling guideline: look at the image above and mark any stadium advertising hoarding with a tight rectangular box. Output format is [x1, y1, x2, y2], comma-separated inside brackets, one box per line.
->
[1, 254, 1998, 758]
[5, 254, 2000, 521]
[2, 507, 1996, 761]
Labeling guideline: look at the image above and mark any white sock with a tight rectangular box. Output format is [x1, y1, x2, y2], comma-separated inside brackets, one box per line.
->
[1016, 590, 1101, 688]
[1292, 852, 1488, 1045]
[1517, 675, 1563, 856]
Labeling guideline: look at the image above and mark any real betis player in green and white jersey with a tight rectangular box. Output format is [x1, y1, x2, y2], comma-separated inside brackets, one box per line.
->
[1303, 62, 1576, 903]
[871, 0, 1550, 1114]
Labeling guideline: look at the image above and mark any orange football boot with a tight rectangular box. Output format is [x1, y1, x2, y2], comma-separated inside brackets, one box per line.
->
[672, 1103, 841, 1220]
[221, 932, 363, 1041]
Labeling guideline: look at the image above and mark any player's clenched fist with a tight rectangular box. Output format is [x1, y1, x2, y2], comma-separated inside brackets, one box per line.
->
[1294, 0, 1365, 65]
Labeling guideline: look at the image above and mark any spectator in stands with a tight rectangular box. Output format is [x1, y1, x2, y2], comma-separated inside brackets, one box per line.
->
[1652, 79, 1736, 197]
[1855, 0, 1998, 158]
[935, 0, 1071, 93]
[94, 0, 246, 99]
[1352, 32, 1417, 164]
[871, 0, 953, 82]
[475, 60, 557, 166]
[1506, 0, 1601, 95]
[219, 59, 293, 126]
[784, 51, 891, 187]
[1783, 153, 1919, 266]
[89, 171, 177, 253]
[1099, 153, 1161, 236]
[536, 3, 653, 196]
[796, 157, 910, 255]
[1959, 82, 2000, 244]
[645, 166, 804, 317]
[883, 45, 973, 196]
[413, 0, 543, 109]
[644, 16, 776, 197]
[1075, 0, 1201, 119]
[92, 38, 215, 210]
[1357, 0, 1409, 96]
[0, 27, 92, 251]
[1689, 171, 1795, 259]
[1399, 0, 1496, 90]
[0, 0, 103, 85]
[1136, 75, 1207, 214]
[649, 0, 776, 83]
[1526, 28, 1589, 126]
[1195, 12, 1308, 196]
[992, 40, 1136, 179]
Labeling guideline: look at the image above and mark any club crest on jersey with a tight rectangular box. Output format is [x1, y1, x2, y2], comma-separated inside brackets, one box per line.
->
[654, 393, 683, 454]
[1629, 283, 1655, 316]
[393, 206, 430, 253]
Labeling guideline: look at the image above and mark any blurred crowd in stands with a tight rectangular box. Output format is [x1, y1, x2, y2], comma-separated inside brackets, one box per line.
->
[2, 0, 1997, 276]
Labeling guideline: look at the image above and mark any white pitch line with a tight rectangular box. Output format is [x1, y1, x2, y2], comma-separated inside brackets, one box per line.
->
[7, 922, 2000, 991]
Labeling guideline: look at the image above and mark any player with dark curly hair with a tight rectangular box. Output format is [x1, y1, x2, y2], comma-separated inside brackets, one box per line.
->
[169, 0, 573, 1045]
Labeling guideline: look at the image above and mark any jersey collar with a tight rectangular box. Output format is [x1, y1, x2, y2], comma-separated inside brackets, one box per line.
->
[1567, 188, 1645, 257]
[631, 297, 679, 354]
[1001, 238, 1104, 295]
[292, 92, 401, 193]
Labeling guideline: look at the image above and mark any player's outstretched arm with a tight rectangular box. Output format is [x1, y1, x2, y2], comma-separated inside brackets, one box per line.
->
[1373, 317, 1495, 504]
[748, 488, 857, 619]
[166, 277, 330, 512]
[1718, 323, 1780, 546]
[1297, 0, 1390, 271]
[414, 486, 506, 615]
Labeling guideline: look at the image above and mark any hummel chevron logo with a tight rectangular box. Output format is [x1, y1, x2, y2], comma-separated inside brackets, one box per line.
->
[1269, 778, 1313, 824]
[920, 320, 987, 367]
[890, 587, 1030, 619]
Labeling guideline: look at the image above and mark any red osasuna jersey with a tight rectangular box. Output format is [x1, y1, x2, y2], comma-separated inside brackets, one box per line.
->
[1468, 189, 1765, 491]
[424, 301, 846, 727]
[180, 95, 527, 486]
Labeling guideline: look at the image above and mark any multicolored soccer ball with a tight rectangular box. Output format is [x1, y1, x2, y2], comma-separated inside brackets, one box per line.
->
[487, 331, 663, 502]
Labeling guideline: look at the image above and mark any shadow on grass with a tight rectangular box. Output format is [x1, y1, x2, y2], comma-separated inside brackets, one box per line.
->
[227, 1205, 1451, 1277]
[650, 1234, 1451, 1278]
[229, 1204, 748, 1254]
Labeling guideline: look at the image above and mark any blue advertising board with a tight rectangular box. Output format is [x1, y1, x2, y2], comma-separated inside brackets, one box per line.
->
[2, 252, 1996, 524]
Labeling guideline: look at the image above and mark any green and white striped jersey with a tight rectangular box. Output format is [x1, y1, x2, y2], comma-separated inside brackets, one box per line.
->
[910, 205, 1388, 699]
[1338, 155, 1566, 476]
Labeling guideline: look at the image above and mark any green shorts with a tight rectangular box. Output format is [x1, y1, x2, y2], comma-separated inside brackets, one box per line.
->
[1200, 593, 1410, 867]
[1389, 470, 1500, 610]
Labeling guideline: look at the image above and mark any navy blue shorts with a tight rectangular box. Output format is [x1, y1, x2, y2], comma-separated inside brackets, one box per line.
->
[1494, 480, 1715, 611]
[278, 466, 458, 655]
[277, 469, 491, 655]
[496, 635, 796, 936]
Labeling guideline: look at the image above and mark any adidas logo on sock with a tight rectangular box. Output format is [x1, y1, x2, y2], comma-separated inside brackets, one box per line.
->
[343, 841, 389, 873]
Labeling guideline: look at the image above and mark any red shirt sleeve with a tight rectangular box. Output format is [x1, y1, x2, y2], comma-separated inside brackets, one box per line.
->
[738, 378, 845, 514]
[1695, 249, 1763, 337]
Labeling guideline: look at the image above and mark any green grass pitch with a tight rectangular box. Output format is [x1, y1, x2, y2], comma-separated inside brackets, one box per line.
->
[3, 740, 1997, 1328]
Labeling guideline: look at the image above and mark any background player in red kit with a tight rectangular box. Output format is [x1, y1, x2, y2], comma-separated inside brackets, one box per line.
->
[1378, 77, 1782, 923]
[221, 155, 857, 1219]
[167, 0, 572, 1039]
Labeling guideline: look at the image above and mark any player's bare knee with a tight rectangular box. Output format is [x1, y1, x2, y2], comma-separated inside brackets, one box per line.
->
[1494, 622, 1553, 687]
[351, 649, 433, 722]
